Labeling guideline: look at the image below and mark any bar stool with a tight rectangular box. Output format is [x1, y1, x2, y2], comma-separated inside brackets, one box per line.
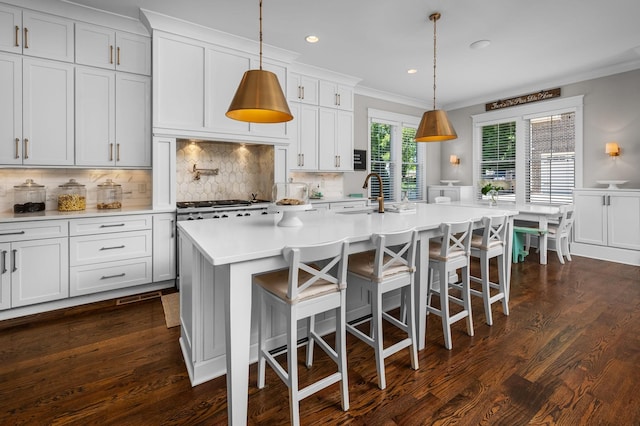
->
[426, 221, 474, 350]
[253, 239, 350, 426]
[463, 215, 509, 326]
[346, 229, 419, 390]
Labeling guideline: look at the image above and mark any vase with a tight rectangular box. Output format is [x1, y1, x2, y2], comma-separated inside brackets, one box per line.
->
[489, 189, 498, 206]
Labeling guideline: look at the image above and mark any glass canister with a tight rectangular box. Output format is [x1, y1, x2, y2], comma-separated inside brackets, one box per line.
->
[13, 179, 46, 213]
[57, 179, 87, 211]
[97, 179, 122, 209]
[272, 181, 309, 206]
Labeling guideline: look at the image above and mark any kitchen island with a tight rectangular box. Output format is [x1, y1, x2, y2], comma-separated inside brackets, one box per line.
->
[178, 202, 516, 425]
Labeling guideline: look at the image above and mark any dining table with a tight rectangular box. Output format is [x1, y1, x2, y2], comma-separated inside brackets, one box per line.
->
[177, 202, 516, 425]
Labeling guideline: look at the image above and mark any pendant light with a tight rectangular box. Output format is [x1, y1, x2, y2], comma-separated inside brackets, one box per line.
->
[226, 0, 293, 123]
[415, 12, 457, 142]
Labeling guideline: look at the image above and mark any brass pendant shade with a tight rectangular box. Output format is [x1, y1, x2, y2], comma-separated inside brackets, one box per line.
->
[415, 12, 457, 142]
[226, 69, 293, 123]
[225, 0, 292, 124]
[415, 110, 457, 142]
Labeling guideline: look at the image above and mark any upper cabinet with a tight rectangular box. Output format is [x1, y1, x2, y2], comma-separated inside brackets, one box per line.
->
[75, 22, 151, 75]
[319, 81, 354, 111]
[287, 72, 319, 105]
[152, 29, 292, 144]
[0, 5, 73, 62]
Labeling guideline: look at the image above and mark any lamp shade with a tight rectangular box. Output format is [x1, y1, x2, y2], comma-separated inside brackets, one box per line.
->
[226, 69, 293, 123]
[605, 142, 620, 156]
[415, 109, 458, 142]
[449, 154, 460, 165]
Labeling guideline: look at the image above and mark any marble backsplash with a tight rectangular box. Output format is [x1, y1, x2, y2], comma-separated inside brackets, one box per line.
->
[290, 172, 345, 199]
[176, 140, 274, 202]
[0, 169, 152, 213]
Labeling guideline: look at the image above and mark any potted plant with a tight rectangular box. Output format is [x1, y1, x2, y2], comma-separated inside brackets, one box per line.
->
[481, 182, 503, 205]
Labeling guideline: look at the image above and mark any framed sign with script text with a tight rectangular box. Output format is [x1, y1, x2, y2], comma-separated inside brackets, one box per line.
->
[485, 88, 561, 111]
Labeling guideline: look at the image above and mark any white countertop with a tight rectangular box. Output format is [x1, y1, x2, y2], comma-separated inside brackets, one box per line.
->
[178, 202, 516, 266]
[0, 206, 174, 223]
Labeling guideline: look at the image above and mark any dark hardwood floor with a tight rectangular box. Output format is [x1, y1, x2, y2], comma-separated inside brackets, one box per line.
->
[1, 253, 639, 425]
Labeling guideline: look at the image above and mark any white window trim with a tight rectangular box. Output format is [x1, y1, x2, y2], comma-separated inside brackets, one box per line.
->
[367, 108, 424, 201]
[472, 95, 584, 204]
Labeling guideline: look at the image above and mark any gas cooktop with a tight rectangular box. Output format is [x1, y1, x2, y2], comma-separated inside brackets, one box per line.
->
[176, 199, 269, 209]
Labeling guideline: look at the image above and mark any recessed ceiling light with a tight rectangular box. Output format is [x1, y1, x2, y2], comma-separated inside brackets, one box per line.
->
[470, 39, 491, 49]
[407, 68, 418, 74]
[305, 35, 319, 43]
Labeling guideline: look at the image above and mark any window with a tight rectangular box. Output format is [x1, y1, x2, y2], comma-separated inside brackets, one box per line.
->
[369, 109, 423, 201]
[473, 96, 583, 205]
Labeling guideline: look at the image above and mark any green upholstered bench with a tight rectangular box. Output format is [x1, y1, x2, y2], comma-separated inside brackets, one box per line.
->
[512, 226, 547, 263]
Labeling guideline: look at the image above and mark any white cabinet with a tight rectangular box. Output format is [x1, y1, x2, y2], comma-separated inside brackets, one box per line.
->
[319, 80, 353, 111]
[287, 72, 318, 105]
[152, 213, 176, 282]
[69, 215, 153, 296]
[572, 189, 640, 265]
[0, 5, 73, 62]
[75, 22, 151, 75]
[1, 56, 74, 166]
[318, 108, 353, 171]
[427, 185, 475, 203]
[289, 102, 318, 170]
[0, 220, 69, 309]
[75, 67, 151, 167]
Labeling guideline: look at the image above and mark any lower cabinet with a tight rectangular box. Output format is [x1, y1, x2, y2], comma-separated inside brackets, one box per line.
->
[427, 185, 475, 203]
[152, 213, 176, 282]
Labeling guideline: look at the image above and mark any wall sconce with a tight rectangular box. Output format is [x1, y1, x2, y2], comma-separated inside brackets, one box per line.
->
[605, 142, 620, 157]
[449, 154, 460, 165]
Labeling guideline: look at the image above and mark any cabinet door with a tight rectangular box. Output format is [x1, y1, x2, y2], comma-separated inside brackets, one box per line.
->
[289, 102, 318, 170]
[116, 73, 151, 167]
[22, 10, 73, 62]
[0, 243, 9, 310]
[608, 194, 640, 250]
[206, 48, 250, 134]
[115, 32, 151, 75]
[0, 52, 21, 165]
[0, 4, 21, 55]
[318, 108, 337, 170]
[153, 213, 176, 282]
[75, 22, 116, 70]
[287, 72, 318, 105]
[335, 110, 353, 171]
[11, 237, 69, 307]
[153, 33, 205, 130]
[319, 81, 353, 110]
[573, 192, 607, 246]
[75, 67, 115, 166]
[22, 57, 74, 165]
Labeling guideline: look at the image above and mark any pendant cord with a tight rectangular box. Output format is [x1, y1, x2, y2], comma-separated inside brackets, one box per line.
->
[432, 13, 438, 111]
[259, 0, 263, 70]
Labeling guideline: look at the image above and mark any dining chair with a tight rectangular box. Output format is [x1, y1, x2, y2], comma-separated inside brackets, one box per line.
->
[253, 238, 350, 426]
[434, 196, 452, 204]
[459, 215, 509, 326]
[522, 204, 576, 264]
[346, 228, 419, 390]
[426, 220, 474, 350]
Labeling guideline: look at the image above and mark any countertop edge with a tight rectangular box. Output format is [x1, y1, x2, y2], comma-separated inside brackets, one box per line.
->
[0, 206, 176, 223]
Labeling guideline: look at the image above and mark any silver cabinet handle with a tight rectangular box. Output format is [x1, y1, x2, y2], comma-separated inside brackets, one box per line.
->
[100, 273, 125, 280]
[23, 27, 29, 49]
[15, 138, 20, 159]
[301, 86, 305, 100]
[15, 25, 19, 47]
[24, 138, 29, 159]
[11, 249, 17, 272]
[0, 230, 25, 237]
[337, 93, 341, 106]
[171, 220, 175, 238]
[1, 250, 6, 274]
[301, 153, 304, 166]
[100, 223, 125, 228]
[100, 245, 125, 251]
[116, 143, 121, 162]
[116, 46, 120, 65]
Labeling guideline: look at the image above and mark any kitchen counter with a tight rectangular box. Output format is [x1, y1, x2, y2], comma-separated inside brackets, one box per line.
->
[178, 203, 516, 425]
[0, 206, 175, 223]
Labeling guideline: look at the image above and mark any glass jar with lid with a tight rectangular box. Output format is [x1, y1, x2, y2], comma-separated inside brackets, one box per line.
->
[13, 179, 46, 213]
[272, 181, 309, 206]
[97, 179, 122, 209]
[57, 179, 86, 211]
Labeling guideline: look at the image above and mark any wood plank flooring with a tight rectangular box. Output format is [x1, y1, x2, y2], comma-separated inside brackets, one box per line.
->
[1, 253, 639, 425]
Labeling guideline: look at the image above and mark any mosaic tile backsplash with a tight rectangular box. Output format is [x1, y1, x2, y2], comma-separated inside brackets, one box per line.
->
[0, 169, 152, 213]
[176, 140, 274, 201]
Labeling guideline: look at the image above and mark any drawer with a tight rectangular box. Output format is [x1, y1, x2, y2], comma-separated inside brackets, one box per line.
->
[70, 230, 152, 266]
[330, 201, 368, 210]
[0, 220, 68, 243]
[69, 257, 152, 296]
[70, 215, 152, 236]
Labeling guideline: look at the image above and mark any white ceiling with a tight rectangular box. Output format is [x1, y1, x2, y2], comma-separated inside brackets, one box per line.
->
[65, 0, 640, 109]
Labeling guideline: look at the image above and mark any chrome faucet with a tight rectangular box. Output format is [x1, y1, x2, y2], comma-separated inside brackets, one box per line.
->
[363, 172, 384, 213]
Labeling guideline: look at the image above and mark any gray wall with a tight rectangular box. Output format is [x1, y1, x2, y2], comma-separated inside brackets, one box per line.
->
[440, 68, 640, 189]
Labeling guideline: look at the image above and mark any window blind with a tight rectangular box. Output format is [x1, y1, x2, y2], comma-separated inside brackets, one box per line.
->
[525, 112, 575, 205]
[401, 127, 422, 200]
[479, 122, 516, 200]
[370, 122, 395, 200]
